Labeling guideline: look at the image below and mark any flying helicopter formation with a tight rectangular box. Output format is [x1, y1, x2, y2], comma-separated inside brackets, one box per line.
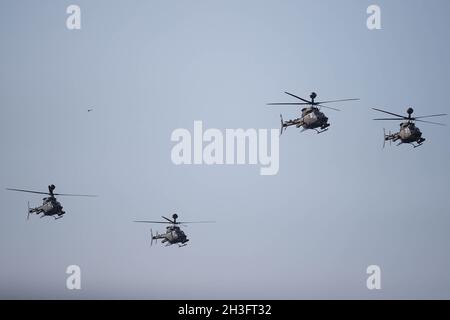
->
[267, 91, 447, 148]
[5, 184, 213, 248]
[4, 89, 448, 248]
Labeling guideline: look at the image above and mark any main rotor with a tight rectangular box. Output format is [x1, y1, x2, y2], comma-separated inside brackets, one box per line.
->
[267, 91, 359, 111]
[134, 214, 215, 226]
[6, 184, 97, 198]
[372, 107, 447, 126]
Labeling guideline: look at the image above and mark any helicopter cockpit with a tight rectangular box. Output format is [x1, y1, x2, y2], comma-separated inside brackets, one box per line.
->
[400, 122, 417, 129]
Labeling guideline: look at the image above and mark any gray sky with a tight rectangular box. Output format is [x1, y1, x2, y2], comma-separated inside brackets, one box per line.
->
[1, 0, 450, 299]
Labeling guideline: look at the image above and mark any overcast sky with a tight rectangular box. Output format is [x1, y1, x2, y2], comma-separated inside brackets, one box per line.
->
[1, 0, 450, 299]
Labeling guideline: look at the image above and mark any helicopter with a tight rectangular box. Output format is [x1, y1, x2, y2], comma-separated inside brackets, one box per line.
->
[372, 107, 447, 148]
[134, 214, 215, 247]
[267, 91, 359, 135]
[6, 184, 97, 220]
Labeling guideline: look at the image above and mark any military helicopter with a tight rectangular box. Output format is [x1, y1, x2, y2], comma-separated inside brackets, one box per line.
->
[134, 214, 215, 247]
[6, 184, 97, 220]
[267, 91, 359, 135]
[372, 107, 447, 148]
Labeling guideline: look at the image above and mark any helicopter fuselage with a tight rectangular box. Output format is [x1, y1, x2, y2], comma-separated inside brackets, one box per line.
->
[29, 196, 65, 219]
[300, 107, 329, 129]
[282, 107, 330, 133]
[386, 122, 425, 146]
[153, 226, 189, 246]
[398, 122, 423, 142]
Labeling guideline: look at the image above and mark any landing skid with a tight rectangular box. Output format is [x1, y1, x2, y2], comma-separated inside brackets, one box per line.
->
[178, 243, 188, 247]
[396, 142, 424, 148]
[313, 128, 329, 134]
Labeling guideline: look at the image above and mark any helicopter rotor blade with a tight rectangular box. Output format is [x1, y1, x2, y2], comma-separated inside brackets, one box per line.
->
[317, 98, 360, 104]
[6, 188, 50, 195]
[316, 104, 341, 112]
[6, 188, 97, 197]
[414, 119, 447, 126]
[177, 221, 216, 224]
[134, 220, 172, 224]
[284, 92, 312, 104]
[53, 193, 97, 197]
[414, 114, 448, 119]
[162, 216, 175, 224]
[134, 219, 215, 225]
[266, 103, 310, 106]
[372, 108, 406, 119]
[373, 118, 405, 121]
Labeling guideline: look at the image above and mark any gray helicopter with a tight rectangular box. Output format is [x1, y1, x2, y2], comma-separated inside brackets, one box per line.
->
[373, 107, 447, 148]
[6, 184, 97, 220]
[268, 92, 359, 134]
[134, 214, 215, 247]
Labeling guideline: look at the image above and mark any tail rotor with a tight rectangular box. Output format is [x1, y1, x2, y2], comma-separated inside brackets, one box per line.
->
[150, 229, 156, 246]
[27, 201, 31, 220]
[280, 114, 286, 135]
[382, 128, 392, 149]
